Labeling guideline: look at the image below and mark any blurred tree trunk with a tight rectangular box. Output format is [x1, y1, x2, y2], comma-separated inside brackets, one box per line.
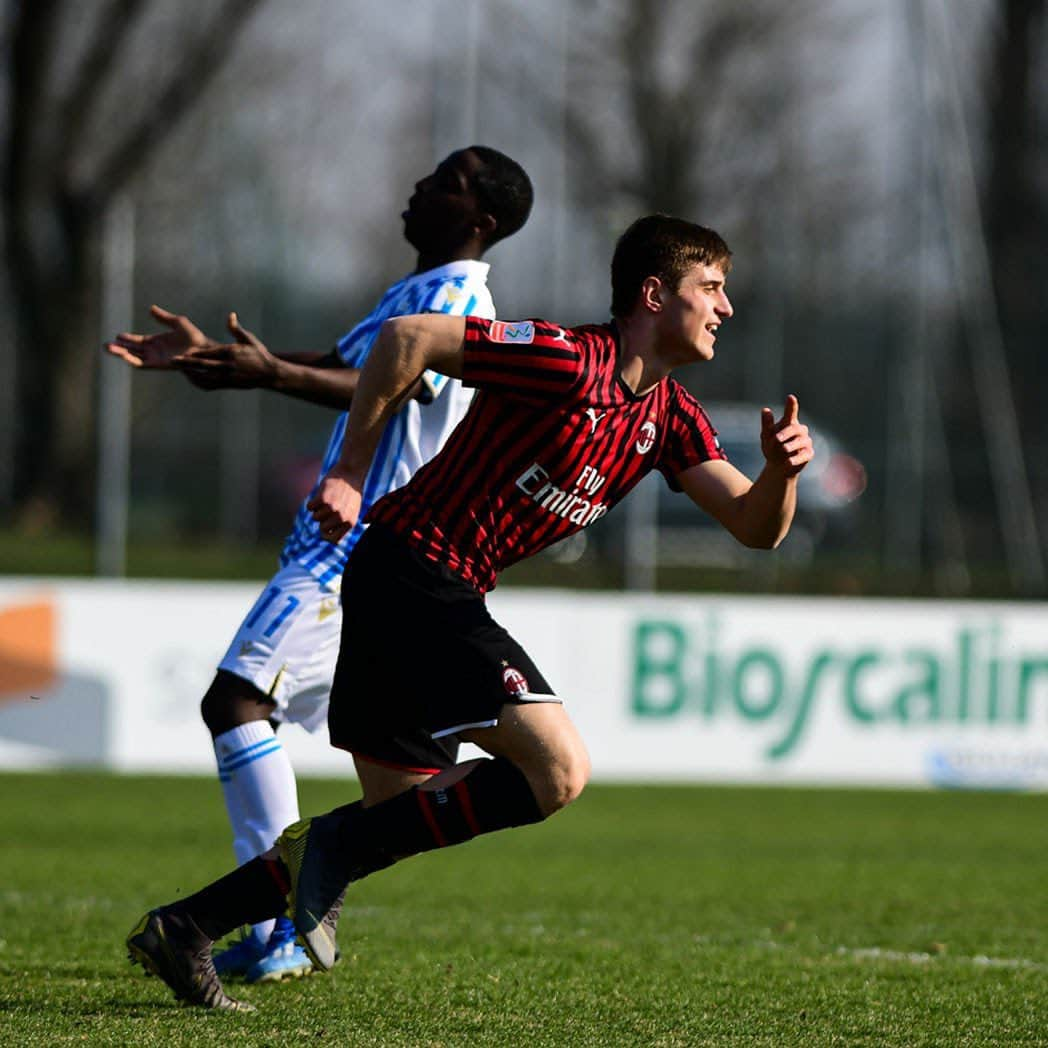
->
[983, 0, 1046, 487]
[2, 0, 264, 529]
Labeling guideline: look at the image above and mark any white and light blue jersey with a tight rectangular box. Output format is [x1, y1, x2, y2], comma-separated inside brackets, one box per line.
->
[281, 259, 494, 589]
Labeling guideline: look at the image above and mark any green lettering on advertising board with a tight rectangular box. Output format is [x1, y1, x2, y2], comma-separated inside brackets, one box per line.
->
[629, 616, 1048, 762]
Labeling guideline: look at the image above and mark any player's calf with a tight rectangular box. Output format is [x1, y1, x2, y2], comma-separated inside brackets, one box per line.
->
[278, 757, 549, 969]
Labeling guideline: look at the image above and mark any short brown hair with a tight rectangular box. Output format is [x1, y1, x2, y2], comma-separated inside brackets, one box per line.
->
[610, 215, 732, 317]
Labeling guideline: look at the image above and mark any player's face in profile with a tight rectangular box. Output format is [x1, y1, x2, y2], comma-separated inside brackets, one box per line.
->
[657, 262, 733, 364]
[402, 149, 489, 253]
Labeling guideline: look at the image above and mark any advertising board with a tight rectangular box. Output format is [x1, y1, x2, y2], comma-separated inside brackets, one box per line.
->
[1, 580, 1045, 788]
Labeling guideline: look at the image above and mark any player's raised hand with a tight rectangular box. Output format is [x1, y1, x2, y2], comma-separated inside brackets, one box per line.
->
[104, 305, 211, 368]
[760, 394, 814, 477]
[307, 464, 363, 543]
[173, 311, 278, 390]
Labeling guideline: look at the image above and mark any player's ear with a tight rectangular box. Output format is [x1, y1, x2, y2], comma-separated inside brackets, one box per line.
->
[639, 276, 664, 313]
[474, 211, 498, 243]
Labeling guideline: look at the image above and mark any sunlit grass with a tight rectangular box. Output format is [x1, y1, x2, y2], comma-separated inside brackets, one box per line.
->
[1, 773, 1044, 1045]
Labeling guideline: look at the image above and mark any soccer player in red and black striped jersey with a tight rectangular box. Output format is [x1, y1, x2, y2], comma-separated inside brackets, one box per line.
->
[127, 215, 815, 1010]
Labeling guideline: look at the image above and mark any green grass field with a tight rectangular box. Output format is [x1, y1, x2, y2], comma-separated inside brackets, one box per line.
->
[1, 773, 1045, 1046]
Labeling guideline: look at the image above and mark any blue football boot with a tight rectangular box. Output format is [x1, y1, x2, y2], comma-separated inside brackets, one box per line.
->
[212, 925, 269, 979]
[244, 916, 313, 983]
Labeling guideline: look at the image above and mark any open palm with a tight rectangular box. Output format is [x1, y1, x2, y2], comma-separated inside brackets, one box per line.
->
[105, 305, 212, 368]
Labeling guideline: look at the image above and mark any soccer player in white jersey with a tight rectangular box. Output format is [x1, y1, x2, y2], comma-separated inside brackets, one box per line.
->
[106, 146, 533, 982]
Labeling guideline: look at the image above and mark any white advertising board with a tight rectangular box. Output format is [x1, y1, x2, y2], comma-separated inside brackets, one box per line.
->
[1, 578, 1046, 789]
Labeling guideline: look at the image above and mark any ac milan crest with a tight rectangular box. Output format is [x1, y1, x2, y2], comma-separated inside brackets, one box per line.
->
[635, 420, 657, 454]
[502, 665, 530, 697]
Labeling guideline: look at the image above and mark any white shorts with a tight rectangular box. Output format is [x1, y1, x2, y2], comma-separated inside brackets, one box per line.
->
[217, 562, 342, 734]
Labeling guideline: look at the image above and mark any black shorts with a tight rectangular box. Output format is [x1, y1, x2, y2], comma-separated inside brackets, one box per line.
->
[328, 524, 558, 773]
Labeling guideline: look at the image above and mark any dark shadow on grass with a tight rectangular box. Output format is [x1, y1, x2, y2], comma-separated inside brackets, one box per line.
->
[0, 995, 179, 1016]
[0, 994, 260, 1018]
[0, 982, 262, 1018]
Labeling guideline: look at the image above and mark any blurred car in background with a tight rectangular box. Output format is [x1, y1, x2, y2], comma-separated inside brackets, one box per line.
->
[550, 401, 867, 570]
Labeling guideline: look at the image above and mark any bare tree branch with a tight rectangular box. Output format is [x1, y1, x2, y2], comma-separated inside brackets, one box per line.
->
[86, 0, 266, 210]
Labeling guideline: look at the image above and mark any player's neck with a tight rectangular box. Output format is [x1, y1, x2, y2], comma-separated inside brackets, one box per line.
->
[413, 242, 486, 275]
[616, 317, 671, 395]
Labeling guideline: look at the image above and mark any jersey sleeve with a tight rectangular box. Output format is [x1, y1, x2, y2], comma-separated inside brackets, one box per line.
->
[334, 329, 368, 368]
[657, 385, 728, 491]
[460, 317, 585, 399]
[417, 276, 495, 403]
[334, 271, 495, 396]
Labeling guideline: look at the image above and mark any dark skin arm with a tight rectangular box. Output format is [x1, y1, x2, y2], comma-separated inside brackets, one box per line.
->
[107, 304, 363, 410]
[174, 312, 363, 409]
[107, 305, 426, 410]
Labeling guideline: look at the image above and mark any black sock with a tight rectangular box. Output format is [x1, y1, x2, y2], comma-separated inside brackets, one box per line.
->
[339, 757, 544, 873]
[169, 761, 544, 938]
[170, 855, 289, 942]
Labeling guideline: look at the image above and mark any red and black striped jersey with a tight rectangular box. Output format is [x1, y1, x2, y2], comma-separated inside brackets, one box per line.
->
[366, 317, 728, 592]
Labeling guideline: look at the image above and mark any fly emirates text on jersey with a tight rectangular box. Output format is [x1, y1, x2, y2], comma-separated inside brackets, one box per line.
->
[515, 462, 610, 527]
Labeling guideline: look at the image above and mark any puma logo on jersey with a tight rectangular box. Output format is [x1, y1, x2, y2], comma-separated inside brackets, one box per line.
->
[585, 408, 606, 433]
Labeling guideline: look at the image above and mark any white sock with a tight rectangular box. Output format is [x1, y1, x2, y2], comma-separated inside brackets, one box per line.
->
[214, 720, 301, 944]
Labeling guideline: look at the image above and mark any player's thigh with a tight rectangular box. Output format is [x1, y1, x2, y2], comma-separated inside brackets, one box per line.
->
[460, 701, 591, 814]
[216, 564, 341, 733]
[354, 755, 433, 807]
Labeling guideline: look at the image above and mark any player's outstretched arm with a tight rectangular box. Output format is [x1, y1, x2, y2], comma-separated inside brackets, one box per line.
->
[677, 394, 814, 549]
[173, 313, 363, 409]
[104, 304, 214, 368]
[307, 314, 467, 541]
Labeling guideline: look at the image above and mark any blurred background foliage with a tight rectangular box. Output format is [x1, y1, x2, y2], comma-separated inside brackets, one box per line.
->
[0, 0, 1045, 597]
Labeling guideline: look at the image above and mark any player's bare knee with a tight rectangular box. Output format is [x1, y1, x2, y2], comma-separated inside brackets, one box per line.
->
[539, 764, 588, 815]
[199, 686, 231, 735]
[558, 742, 592, 807]
[528, 742, 591, 815]
[200, 672, 273, 737]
